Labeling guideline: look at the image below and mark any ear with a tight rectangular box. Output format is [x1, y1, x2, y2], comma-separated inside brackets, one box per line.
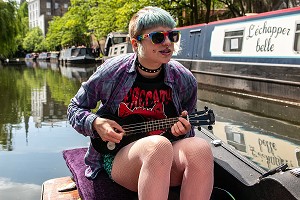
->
[131, 38, 139, 51]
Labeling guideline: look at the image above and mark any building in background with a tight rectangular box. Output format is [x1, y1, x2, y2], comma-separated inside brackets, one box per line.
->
[27, 0, 70, 36]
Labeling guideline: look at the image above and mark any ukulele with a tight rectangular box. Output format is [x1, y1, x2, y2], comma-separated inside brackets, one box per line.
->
[91, 107, 215, 155]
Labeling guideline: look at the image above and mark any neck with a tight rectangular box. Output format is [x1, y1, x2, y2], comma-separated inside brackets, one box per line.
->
[137, 67, 162, 78]
[136, 59, 162, 78]
[136, 60, 162, 73]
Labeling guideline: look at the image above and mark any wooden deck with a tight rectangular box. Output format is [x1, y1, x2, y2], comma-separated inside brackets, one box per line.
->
[41, 176, 80, 200]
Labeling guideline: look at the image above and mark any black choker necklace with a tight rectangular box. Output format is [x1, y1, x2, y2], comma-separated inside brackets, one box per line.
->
[136, 61, 162, 73]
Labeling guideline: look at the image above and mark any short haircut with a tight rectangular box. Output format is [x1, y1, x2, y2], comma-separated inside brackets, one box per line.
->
[129, 6, 176, 40]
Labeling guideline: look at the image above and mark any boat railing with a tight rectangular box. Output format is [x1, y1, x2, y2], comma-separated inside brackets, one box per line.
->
[108, 42, 133, 58]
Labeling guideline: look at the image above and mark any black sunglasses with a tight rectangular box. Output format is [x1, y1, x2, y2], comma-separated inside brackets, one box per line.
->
[136, 30, 181, 44]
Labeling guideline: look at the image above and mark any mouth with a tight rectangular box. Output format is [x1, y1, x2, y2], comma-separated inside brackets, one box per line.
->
[159, 48, 172, 55]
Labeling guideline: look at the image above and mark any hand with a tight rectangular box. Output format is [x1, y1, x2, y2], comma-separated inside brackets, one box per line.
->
[171, 111, 191, 137]
[92, 117, 125, 143]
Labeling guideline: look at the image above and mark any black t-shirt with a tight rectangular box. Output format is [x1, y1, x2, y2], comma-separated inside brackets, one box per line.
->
[116, 69, 177, 135]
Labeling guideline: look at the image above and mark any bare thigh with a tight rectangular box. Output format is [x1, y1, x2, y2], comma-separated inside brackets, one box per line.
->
[111, 135, 172, 191]
[169, 137, 213, 186]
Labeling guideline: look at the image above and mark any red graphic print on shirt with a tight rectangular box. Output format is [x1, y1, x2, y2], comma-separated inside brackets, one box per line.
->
[118, 102, 167, 135]
[123, 86, 172, 109]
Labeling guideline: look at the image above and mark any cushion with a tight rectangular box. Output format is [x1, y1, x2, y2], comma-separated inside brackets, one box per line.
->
[63, 148, 137, 200]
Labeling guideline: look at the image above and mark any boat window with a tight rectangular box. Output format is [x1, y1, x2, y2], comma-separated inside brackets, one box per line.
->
[71, 48, 80, 56]
[79, 48, 86, 55]
[294, 23, 300, 53]
[223, 29, 244, 52]
[86, 48, 93, 55]
[112, 37, 127, 45]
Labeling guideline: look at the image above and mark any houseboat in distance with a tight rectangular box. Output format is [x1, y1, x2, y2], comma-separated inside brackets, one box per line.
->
[59, 47, 96, 65]
[25, 53, 38, 61]
[50, 51, 60, 62]
[37, 52, 51, 61]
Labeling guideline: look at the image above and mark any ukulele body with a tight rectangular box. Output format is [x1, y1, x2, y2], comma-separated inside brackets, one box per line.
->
[91, 114, 149, 155]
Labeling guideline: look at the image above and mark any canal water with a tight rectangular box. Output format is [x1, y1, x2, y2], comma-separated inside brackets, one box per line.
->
[0, 61, 299, 199]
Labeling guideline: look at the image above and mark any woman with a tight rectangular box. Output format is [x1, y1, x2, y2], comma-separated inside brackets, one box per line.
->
[67, 6, 214, 200]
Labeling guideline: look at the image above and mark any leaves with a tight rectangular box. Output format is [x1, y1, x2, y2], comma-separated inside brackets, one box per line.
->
[0, 0, 19, 58]
[23, 27, 44, 52]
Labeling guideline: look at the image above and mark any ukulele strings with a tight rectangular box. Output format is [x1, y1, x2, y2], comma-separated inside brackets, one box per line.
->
[120, 113, 209, 135]
[121, 118, 178, 135]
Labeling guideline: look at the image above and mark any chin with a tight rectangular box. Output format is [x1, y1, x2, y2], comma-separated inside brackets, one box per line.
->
[160, 56, 172, 64]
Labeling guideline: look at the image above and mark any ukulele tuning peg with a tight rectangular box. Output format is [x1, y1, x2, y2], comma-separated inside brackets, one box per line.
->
[204, 106, 208, 111]
[197, 126, 202, 131]
[208, 125, 213, 130]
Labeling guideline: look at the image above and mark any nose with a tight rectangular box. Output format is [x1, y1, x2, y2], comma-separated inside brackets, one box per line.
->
[163, 35, 172, 46]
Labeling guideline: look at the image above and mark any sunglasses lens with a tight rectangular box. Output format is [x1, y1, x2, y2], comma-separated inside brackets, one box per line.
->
[169, 31, 180, 43]
[151, 32, 165, 44]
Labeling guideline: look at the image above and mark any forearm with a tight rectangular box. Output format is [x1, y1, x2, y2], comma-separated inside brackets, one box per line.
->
[67, 96, 99, 138]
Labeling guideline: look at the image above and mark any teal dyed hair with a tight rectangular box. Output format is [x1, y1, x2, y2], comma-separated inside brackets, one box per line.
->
[129, 6, 176, 39]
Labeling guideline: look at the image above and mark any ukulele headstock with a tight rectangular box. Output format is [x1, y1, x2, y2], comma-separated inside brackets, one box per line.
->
[189, 106, 215, 130]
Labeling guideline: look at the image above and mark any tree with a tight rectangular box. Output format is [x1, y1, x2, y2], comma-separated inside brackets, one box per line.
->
[0, 0, 19, 58]
[23, 27, 44, 52]
[45, 16, 65, 50]
[45, 0, 91, 49]
[15, 1, 29, 57]
[87, 0, 124, 40]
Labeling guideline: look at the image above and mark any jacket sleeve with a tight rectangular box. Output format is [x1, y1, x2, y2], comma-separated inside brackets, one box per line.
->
[176, 65, 198, 137]
[67, 66, 106, 138]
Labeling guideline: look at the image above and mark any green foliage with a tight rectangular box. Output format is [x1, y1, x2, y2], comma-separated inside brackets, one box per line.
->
[23, 27, 44, 52]
[0, 0, 30, 58]
[46, 16, 65, 50]
[0, 0, 19, 58]
[17, 1, 29, 38]
[87, 0, 120, 39]
[45, 0, 91, 49]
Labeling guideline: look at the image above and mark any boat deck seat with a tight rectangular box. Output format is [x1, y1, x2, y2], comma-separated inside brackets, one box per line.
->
[63, 147, 138, 200]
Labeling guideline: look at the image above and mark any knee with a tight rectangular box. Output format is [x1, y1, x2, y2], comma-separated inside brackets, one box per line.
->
[146, 135, 173, 155]
[182, 137, 213, 165]
[142, 135, 173, 163]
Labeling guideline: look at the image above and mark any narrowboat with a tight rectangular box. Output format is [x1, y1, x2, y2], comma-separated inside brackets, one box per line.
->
[59, 47, 96, 65]
[173, 7, 300, 102]
[37, 52, 51, 61]
[25, 53, 38, 61]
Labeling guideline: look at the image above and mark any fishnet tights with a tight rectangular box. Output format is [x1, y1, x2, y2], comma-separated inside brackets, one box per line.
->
[111, 135, 214, 200]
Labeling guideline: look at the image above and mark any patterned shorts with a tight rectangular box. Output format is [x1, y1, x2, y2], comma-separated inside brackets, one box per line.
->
[102, 154, 115, 179]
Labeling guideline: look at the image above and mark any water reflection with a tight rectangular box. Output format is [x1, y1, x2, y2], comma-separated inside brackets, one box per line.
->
[212, 121, 299, 170]
[59, 64, 97, 81]
[0, 177, 40, 200]
[197, 85, 300, 170]
[0, 61, 88, 151]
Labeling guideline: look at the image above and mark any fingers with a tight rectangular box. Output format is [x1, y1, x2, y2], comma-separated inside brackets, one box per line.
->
[171, 111, 191, 136]
[92, 117, 125, 143]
